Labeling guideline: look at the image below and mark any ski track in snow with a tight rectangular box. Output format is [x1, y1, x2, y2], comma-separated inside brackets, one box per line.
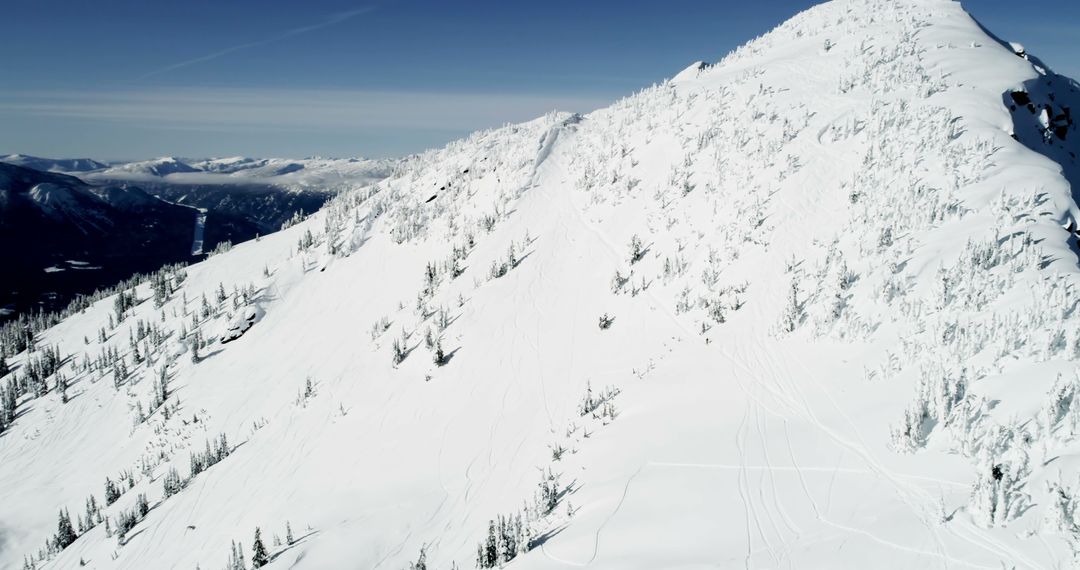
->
[544, 129, 1007, 567]
[534, 122, 995, 569]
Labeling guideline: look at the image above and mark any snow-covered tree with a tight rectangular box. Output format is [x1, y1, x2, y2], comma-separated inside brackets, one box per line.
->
[55, 509, 76, 550]
[780, 280, 803, 333]
[104, 477, 121, 505]
[227, 540, 247, 570]
[163, 467, 184, 498]
[629, 234, 645, 264]
[135, 493, 149, 518]
[251, 527, 269, 568]
[408, 545, 428, 570]
[598, 313, 614, 329]
[392, 330, 407, 365]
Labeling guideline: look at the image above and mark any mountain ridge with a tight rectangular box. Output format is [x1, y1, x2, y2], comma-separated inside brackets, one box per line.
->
[3, 0, 1080, 568]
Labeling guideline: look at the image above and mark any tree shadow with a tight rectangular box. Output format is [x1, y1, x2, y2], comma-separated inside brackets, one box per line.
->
[119, 528, 147, 546]
[528, 524, 568, 549]
[194, 347, 225, 363]
[511, 250, 534, 270]
[439, 346, 461, 366]
[269, 529, 320, 564]
[633, 242, 654, 264]
[402, 340, 420, 362]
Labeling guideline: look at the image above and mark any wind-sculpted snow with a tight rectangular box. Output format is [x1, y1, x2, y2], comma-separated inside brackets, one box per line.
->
[2, 0, 1080, 568]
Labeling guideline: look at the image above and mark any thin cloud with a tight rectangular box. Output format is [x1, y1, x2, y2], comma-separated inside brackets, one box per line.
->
[0, 87, 613, 133]
[137, 7, 375, 80]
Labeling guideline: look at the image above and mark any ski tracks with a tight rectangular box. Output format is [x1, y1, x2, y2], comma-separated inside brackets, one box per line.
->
[510, 117, 1034, 570]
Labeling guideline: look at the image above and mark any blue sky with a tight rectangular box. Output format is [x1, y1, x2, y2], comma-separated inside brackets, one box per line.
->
[1, 0, 1076, 160]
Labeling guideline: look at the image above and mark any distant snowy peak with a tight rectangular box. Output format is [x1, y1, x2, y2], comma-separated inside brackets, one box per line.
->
[88, 155, 398, 193]
[0, 154, 109, 173]
[189, 157, 304, 176]
[2, 154, 400, 198]
[106, 157, 200, 177]
[189, 156, 265, 173]
[0, 162, 165, 217]
[0, 161, 91, 193]
[0, 163, 117, 233]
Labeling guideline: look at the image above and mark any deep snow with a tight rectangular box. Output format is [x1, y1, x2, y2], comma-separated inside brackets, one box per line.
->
[2, 0, 1080, 569]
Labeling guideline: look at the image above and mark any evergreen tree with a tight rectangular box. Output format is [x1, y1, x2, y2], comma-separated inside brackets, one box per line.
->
[285, 521, 294, 545]
[1, 380, 16, 427]
[115, 508, 138, 539]
[58, 373, 68, 404]
[392, 331, 407, 365]
[152, 366, 169, 410]
[84, 495, 100, 530]
[479, 519, 498, 568]
[251, 527, 269, 568]
[434, 339, 445, 366]
[55, 509, 77, 549]
[230, 540, 247, 570]
[151, 272, 169, 308]
[629, 234, 645, 263]
[136, 493, 149, 517]
[190, 330, 202, 363]
[163, 466, 184, 497]
[409, 545, 428, 570]
[781, 280, 802, 333]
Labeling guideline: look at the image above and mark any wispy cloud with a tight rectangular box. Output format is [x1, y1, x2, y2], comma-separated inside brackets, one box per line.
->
[137, 7, 376, 80]
[0, 87, 612, 133]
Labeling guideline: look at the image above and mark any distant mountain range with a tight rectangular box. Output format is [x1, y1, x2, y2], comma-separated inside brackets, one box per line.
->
[0, 154, 110, 173]
[0, 155, 393, 319]
[0, 161, 201, 318]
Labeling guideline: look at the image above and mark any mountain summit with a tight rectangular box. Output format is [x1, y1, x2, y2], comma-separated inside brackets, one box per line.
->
[2, 0, 1079, 568]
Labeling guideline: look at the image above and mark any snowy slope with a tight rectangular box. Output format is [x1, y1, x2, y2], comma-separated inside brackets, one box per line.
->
[3, 0, 1080, 569]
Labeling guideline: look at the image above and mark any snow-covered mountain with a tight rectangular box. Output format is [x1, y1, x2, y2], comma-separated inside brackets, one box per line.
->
[82, 155, 395, 192]
[83, 155, 396, 236]
[0, 162, 205, 319]
[100, 157, 201, 177]
[0, 154, 110, 173]
[0, 155, 394, 320]
[3, 1, 1080, 569]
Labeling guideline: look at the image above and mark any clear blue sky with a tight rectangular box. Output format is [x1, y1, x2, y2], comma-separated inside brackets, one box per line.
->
[0, 0, 1076, 160]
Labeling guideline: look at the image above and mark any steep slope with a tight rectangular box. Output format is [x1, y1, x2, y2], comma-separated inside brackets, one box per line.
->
[3, 1, 1080, 569]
